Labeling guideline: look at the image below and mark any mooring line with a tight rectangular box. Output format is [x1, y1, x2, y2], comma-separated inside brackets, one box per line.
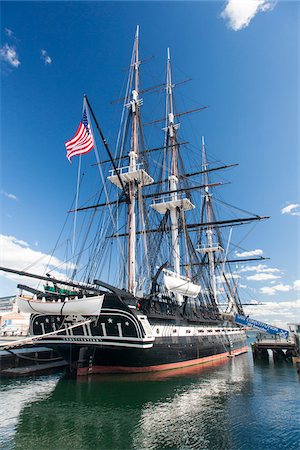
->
[0, 319, 92, 350]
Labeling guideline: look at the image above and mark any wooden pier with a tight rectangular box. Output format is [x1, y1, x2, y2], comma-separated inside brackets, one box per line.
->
[251, 334, 298, 362]
[0, 339, 67, 377]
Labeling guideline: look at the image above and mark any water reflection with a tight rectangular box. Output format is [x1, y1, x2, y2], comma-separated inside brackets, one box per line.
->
[3, 352, 299, 450]
[10, 355, 253, 450]
[132, 357, 253, 450]
[0, 375, 60, 449]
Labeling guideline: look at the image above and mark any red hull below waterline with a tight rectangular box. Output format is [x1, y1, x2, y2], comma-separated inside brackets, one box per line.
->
[77, 345, 248, 376]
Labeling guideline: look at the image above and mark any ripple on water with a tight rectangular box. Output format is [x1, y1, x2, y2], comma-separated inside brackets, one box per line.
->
[1, 351, 300, 450]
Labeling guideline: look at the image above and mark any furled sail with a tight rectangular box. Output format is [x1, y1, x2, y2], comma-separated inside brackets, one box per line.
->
[163, 270, 201, 298]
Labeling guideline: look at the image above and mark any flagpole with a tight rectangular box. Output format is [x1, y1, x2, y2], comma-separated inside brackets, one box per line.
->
[71, 97, 87, 266]
[84, 95, 128, 198]
[72, 154, 81, 262]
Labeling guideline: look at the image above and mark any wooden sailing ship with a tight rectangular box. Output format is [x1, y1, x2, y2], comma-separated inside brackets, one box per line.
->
[1, 27, 269, 375]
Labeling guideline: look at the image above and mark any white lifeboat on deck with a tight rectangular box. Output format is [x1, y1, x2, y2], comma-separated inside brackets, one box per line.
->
[17, 294, 104, 315]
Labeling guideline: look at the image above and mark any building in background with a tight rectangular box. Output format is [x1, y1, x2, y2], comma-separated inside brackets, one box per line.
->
[0, 296, 30, 335]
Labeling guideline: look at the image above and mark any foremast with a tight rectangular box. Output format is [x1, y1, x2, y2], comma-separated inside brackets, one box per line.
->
[128, 26, 140, 295]
[166, 48, 181, 278]
[107, 26, 153, 295]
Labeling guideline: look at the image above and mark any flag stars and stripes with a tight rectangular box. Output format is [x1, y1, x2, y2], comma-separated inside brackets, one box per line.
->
[65, 108, 94, 162]
[82, 110, 90, 133]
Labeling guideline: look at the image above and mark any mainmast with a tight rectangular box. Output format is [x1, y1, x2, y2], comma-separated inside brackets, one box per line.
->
[151, 49, 197, 302]
[108, 26, 153, 295]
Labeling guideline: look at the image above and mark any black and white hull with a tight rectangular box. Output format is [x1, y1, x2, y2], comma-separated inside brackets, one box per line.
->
[26, 293, 247, 376]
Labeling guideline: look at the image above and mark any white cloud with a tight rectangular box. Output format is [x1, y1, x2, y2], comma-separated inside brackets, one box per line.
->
[259, 280, 300, 296]
[239, 264, 280, 274]
[260, 286, 276, 295]
[12, 237, 30, 248]
[236, 249, 263, 258]
[281, 203, 300, 216]
[0, 234, 75, 289]
[274, 284, 291, 291]
[1, 189, 18, 201]
[0, 43, 20, 67]
[41, 49, 52, 65]
[258, 267, 280, 273]
[244, 299, 300, 329]
[260, 284, 291, 296]
[220, 0, 275, 31]
[246, 273, 280, 281]
[293, 280, 300, 291]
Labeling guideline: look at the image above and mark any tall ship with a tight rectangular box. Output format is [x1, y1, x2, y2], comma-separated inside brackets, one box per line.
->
[1, 28, 268, 376]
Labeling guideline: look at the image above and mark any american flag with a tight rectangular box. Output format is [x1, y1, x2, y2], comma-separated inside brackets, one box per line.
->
[65, 109, 94, 162]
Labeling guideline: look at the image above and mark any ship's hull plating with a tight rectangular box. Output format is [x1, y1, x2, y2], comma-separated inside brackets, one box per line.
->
[60, 333, 247, 376]
[77, 346, 248, 375]
[32, 335, 248, 376]
[29, 297, 247, 376]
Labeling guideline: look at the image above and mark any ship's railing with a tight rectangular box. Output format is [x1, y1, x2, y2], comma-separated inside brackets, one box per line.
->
[152, 192, 187, 204]
[196, 243, 224, 253]
[256, 332, 291, 343]
[109, 163, 143, 176]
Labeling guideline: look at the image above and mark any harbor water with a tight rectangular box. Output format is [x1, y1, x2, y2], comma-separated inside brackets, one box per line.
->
[1, 341, 299, 450]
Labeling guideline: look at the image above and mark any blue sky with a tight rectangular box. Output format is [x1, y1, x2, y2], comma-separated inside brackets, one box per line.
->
[0, 1, 299, 327]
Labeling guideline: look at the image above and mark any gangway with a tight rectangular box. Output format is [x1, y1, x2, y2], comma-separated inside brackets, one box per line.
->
[234, 314, 289, 339]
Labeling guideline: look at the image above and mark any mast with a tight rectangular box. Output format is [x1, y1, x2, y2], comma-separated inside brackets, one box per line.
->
[107, 26, 153, 295]
[150, 49, 197, 302]
[203, 136, 217, 301]
[128, 25, 139, 295]
[166, 48, 181, 277]
[197, 136, 223, 305]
